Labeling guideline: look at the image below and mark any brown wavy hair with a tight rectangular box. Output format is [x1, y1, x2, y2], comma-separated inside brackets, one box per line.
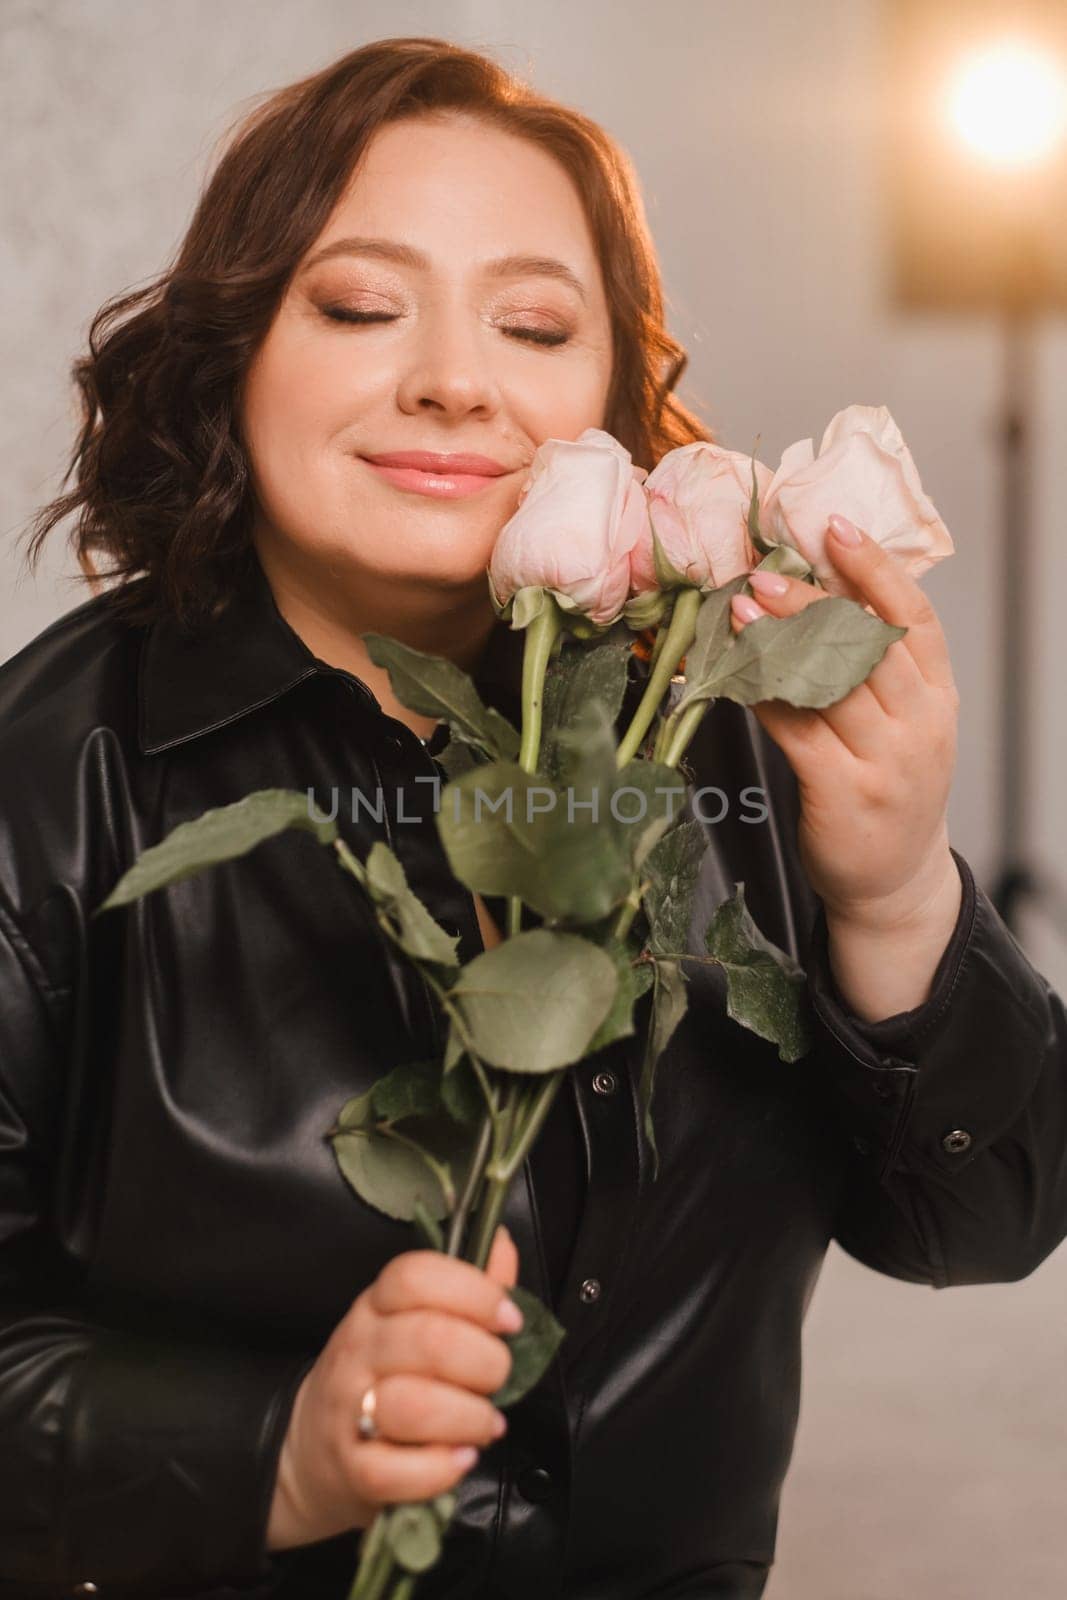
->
[21, 36, 715, 633]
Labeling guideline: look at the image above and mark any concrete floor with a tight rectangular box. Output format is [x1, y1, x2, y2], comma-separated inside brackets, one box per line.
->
[768, 1239, 1067, 1598]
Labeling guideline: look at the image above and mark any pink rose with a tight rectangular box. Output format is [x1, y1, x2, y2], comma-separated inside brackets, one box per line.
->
[489, 428, 649, 627]
[760, 405, 955, 597]
[629, 443, 770, 595]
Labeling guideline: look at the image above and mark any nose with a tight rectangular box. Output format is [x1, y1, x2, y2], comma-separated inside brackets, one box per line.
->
[395, 306, 502, 419]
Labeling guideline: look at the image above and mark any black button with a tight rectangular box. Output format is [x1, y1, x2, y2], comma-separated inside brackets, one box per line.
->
[941, 1128, 973, 1154]
[591, 1071, 617, 1095]
[516, 1465, 554, 1503]
[579, 1277, 601, 1304]
[874, 1080, 895, 1100]
[852, 1134, 871, 1156]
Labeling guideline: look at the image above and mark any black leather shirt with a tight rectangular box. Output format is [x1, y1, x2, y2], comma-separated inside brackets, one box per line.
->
[2, 549, 1065, 1600]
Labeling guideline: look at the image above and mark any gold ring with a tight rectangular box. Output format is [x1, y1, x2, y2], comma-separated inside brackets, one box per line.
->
[357, 1383, 379, 1441]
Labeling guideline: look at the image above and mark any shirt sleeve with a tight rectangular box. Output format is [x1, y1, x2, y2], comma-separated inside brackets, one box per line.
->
[0, 898, 316, 1595]
[803, 846, 1067, 1288]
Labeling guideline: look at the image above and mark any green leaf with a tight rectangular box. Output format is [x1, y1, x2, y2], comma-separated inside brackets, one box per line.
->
[96, 788, 337, 911]
[703, 884, 812, 1062]
[754, 543, 813, 579]
[446, 929, 618, 1074]
[430, 1491, 457, 1526]
[412, 1195, 445, 1252]
[330, 1117, 470, 1222]
[438, 1054, 485, 1124]
[438, 759, 633, 924]
[747, 451, 775, 558]
[491, 1285, 566, 1408]
[384, 1502, 444, 1573]
[642, 819, 708, 955]
[638, 959, 689, 1182]
[650, 515, 691, 589]
[442, 1022, 465, 1075]
[622, 588, 671, 628]
[511, 584, 546, 631]
[676, 596, 907, 714]
[363, 841, 460, 967]
[435, 737, 482, 782]
[583, 938, 652, 1054]
[541, 636, 632, 784]
[438, 692, 686, 926]
[329, 1063, 483, 1223]
[370, 1059, 443, 1123]
[671, 575, 751, 709]
[363, 633, 520, 761]
[633, 960, 655, 999]
[613, 757, 689, 874]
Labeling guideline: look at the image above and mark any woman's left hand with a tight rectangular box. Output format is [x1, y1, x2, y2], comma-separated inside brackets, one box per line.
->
[728, 512, 961, 932]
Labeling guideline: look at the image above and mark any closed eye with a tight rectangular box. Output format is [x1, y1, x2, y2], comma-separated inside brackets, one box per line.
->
[320, 307, 570, 348]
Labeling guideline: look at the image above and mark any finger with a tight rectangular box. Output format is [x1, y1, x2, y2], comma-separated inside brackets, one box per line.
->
[485, 1224, 519, 1290]
[747, 568, 927, 718]
[748, 694, 854, 770]
[859, 636, 929, 718]
[369, 1308, 514, 1397]
[731, 585, 887, 761]
[371, 1250, 521, 1335]
[350, 1438, 483, 1510]
[369, 1373, 505, 1448]
[822, 515, 956, 689]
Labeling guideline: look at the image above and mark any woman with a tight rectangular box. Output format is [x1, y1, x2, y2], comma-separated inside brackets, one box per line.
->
[5, 36, 1066, 1600]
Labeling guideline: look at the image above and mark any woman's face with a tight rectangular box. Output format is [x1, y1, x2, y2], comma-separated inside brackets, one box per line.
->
[241, 112, 615, 602]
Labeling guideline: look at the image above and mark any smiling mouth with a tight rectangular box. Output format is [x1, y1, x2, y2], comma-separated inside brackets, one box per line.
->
[358, 457, 513, 500]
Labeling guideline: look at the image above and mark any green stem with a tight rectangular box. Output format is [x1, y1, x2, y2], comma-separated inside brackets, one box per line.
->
[645, 618, 672, 675]
[615, 587, 702, 768]
[612, 884, 646, 945]
[495, 1078, 521, 1157]
[466, 1070, 566, 1270]
[499, 1071, 566, 1183]
[651, 708, 675, 764]
[466, 1076, 523, 1269]
[507, 593, 564, 938]
[517, 595, 563, 773]
[347, 1512, 391, 1600]
[445, 1104, 494, 1257]
[657, 695, 711, 770]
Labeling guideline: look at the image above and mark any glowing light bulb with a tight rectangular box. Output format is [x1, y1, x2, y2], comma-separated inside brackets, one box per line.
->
[947, 38, 1067, 167]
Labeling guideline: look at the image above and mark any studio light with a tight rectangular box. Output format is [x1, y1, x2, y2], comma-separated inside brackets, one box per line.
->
[886, 0, 1067, 935]
[947, 38, 1067, 168]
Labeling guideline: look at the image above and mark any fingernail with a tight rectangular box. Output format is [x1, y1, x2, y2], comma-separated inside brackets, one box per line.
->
[453, 1446, 479, 1469]
[491, 1411, 508, 1438]
[748, 570, 789, 597]
[731, 593, 765, 623]
[494, 1296, 524, 1334]
[828, 513, 862, 546]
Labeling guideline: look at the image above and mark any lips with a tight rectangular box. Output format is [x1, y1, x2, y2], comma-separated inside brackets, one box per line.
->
[360, 450, 510, 476]
[358, 452, 515, 501]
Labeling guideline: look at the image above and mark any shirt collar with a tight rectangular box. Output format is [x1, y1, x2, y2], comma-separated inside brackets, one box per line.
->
[137, 547, 526, 756]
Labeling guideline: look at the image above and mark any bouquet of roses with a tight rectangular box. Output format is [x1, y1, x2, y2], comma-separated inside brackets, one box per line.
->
[98, 404, 952, 1599]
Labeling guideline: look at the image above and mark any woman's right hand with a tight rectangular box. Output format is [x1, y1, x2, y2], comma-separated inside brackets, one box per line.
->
[266, 1224, 522, 1551]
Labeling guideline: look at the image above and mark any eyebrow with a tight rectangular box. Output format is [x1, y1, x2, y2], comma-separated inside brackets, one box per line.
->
[298, 235, 589, 303]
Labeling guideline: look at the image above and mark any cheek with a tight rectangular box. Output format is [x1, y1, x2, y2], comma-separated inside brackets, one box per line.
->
[245, 328, 377, 451]
[513, 356, 611, 441]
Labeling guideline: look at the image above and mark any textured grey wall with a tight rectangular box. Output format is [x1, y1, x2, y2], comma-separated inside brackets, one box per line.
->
[3, 3, 1065, 1595]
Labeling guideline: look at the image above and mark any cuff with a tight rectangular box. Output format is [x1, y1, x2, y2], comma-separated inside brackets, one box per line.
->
[59, 1329, 316, 1593]
[810, 848, 973, 1055]
[805, 847, 1050, 1182]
